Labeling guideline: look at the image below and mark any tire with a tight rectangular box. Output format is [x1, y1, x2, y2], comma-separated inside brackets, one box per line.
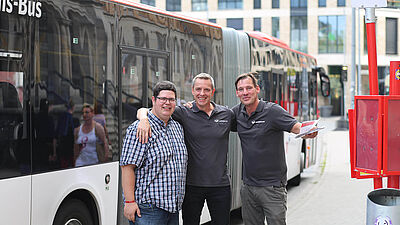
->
[289, 174, 301, 186]
[53, 199, 94, 225]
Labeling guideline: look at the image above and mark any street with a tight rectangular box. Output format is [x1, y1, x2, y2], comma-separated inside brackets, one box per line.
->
[231, 117, 373, 225]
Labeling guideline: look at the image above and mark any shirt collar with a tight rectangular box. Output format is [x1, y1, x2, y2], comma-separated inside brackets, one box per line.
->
[148, 110, 170, 127]
[240, 99, 265, 116]
[192, 101, 218, 113]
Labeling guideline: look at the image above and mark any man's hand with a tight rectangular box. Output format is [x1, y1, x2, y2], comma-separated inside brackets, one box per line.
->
[124, 202, 141, 222]
[136, 118, 151, 144]
[183, 100, 194, 109]
[302, 127, 318, 139]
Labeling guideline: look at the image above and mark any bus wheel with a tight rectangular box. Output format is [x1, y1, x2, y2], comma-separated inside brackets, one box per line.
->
[289, 174, 301, 186]
[53, 199, 94, 225]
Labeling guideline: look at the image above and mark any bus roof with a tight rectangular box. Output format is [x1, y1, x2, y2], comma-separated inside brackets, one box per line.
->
[110, 0, 222, 29]
[246, 31, 316, 61]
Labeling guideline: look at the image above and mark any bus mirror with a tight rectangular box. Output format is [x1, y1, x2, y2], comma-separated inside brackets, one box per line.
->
[320, 73, 330, 97]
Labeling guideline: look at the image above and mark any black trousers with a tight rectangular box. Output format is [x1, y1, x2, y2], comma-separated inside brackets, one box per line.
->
[182, 185, 231, 225]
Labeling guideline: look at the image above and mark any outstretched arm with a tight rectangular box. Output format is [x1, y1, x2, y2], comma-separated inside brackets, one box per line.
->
[291, 122, 318, 139]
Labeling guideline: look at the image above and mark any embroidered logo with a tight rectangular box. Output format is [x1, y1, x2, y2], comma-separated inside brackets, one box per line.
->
[251, 120, 265, 124]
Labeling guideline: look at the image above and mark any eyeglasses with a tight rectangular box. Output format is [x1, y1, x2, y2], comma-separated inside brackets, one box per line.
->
[156, 97, 176, 103]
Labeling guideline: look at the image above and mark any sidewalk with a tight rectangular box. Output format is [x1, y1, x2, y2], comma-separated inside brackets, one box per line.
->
[287, 116, 373, 225]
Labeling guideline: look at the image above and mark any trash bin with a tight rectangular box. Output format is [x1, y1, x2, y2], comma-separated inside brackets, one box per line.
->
[366, 188, 400, 225]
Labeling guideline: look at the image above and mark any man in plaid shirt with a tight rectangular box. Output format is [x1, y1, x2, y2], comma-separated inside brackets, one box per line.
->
[120, 81, 187, 225]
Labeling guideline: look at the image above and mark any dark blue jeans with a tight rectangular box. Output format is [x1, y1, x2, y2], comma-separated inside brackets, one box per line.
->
[182, 185, 231, 225]
[129, 203, 179, 225]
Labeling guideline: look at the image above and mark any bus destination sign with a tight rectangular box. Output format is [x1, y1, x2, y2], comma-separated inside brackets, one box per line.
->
[0, 0, 42, 18]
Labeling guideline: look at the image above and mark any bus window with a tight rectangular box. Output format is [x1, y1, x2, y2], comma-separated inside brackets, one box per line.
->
[0, 10, 31, 178]
[147, 56, 169, 108]
[121, 52, 145, 127]
[287, 68, 299, 117]
[309, 71, 318, 118]
[34, 0, 118, 170]
[258, 71, 270, 101]
[120, 49, 169, 134]
[0, 70, 29, 178]
[299, 69, 310, 121]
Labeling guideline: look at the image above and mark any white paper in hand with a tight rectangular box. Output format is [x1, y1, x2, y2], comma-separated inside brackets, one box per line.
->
[295, 119, 324, 138]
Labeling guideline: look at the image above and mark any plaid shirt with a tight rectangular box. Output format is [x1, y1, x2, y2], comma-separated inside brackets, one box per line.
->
[120, 111, 187, 213]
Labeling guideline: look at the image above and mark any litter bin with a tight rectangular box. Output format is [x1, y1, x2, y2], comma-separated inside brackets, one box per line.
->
[366, 188, 400, 225]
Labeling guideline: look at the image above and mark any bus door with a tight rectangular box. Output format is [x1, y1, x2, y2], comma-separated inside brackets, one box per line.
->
[308, 71, 318, 120]
[119, 46, 169, 219]
[120, 47, 170, 131]
[270, 69, 286, 109]
[0, 52, 32, 224]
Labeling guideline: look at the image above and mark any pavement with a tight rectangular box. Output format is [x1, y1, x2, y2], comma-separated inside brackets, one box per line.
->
[287, 116, 373, 225]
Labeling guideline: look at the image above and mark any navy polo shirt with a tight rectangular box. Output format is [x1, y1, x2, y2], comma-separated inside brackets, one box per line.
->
[173, 102, 236, 187]
[232, 101, 297, 187]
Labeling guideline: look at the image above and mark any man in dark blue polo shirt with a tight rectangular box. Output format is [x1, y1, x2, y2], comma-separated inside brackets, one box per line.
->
[232, 72, 317, 225]
[136, 73, 235, 225]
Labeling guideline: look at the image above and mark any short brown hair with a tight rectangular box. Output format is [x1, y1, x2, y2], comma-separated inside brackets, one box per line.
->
[235, 72, 258, 90]
[153, 81, 177, 98]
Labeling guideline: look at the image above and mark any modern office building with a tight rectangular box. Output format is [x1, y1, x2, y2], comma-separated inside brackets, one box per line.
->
[133, 0, 400, 115]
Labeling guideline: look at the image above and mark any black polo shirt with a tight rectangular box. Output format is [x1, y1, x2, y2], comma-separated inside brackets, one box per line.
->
[232, 100, 297, 187]
[173, 102, 236, 187]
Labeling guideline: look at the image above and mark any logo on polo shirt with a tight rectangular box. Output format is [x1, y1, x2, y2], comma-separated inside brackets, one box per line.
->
[251, 120, 265, 124]
[215, 119, 228, 123]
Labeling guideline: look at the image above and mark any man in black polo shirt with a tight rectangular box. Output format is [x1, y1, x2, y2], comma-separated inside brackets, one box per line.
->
[232, 72, 317, 225]
[136, 73, 235, 225]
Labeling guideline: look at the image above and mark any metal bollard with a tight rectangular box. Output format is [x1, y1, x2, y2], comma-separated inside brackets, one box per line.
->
[366, 188, 400, 225]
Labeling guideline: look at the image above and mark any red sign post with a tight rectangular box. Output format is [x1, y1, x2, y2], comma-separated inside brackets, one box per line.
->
[385, 61, 400, 189]
[349, 62, 400, 189]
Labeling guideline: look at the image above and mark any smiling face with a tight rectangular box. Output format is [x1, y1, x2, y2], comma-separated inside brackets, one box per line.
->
[151, 90, 176, 123]
[236, 77, 260, 107]
[191, 78, 215, 108]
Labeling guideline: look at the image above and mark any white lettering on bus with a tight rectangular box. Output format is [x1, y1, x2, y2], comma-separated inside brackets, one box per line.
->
[0, 0, 42, 18]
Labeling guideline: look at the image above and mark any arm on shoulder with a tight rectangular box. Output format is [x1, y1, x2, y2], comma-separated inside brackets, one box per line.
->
[136, 108, 151, 144]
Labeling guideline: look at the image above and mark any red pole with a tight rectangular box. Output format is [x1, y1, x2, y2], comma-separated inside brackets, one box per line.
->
[388, 61, 400, 189]
[366, 22, 379, 95]
[374, 177, 383, 189]
[365, 8, 382, 188]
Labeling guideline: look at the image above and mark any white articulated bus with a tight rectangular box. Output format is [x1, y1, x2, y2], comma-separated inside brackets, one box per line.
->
[0, 0, 330, 224]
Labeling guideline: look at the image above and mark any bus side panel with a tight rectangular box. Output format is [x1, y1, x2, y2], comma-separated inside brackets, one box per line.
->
[0, 176, 31, 224]
[31, 162, 119, 225]
[285, 132, 302, 180]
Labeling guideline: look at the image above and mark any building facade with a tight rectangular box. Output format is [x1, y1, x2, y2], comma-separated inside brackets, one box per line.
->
[133, 0, 400, 115]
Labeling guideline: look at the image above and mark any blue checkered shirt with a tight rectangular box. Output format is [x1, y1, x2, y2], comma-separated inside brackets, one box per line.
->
[120, 111, 187, 213]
